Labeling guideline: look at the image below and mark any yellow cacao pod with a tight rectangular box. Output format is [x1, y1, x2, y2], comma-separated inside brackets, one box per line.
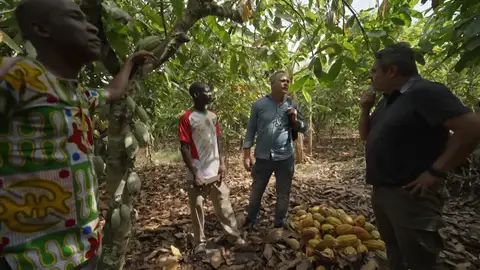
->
[313, 213, 326, 223]
[344, 246, 357, 255]
[301, 213, 314, 228]
[315, 239, 337, 251]
[322, 248, 335, 259]
[321, 224, 335, 235]
[336, 224, 354, 235]
[353, 226, 372, 241]
[325, 216, 342, 227]
[363, 222, 375, 232]
[285, 238, 301, 250]
[296, 209, 307, 216]
[316, 267, 326, 270]
[314, 220, 321, 230]
[336, 234, 359, 248]
[357, 244, 368, 253]
[375, 250, 388, 260]
[310, 206, 320, 213]
[308, 239, 321, 248]
[338, 213, 354, 225]
[371, 230, 381, 239]
[323, 234, 335, 241]
[362, 240, 386, 251]
[319, 206, 335, 217]
[354, 215, 366, 227]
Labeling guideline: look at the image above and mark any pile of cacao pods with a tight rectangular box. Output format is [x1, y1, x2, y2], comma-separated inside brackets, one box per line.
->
[284, 204, 387, 269]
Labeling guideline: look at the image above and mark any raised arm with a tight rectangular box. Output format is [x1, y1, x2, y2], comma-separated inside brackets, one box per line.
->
[358, 91, 376, 141]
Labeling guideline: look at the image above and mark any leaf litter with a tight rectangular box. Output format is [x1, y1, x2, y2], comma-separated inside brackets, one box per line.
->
[98, 134, 480, 269]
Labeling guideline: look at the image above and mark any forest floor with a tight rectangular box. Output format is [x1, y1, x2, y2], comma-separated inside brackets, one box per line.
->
[99, 132, 480, 270]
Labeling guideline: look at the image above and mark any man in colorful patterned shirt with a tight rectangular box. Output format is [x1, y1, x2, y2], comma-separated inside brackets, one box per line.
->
[0, 0, 153, 269]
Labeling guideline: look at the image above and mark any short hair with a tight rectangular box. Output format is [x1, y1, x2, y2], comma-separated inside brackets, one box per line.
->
[15, 0, 53, 41]
[188, 82, 209, 97]
[269, 70, 289, 84]
[375, 42, 418, 77]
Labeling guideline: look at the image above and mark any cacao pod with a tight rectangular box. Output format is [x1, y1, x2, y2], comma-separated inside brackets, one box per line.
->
[126, 96, 136, 111]
[336, 224, 354, 235]
[111, 208, 121, 230]
[322, 248, 335, 259]
[136, 106, 149, 123]
[353, 226, 372, 241]
[308, 239, 320, 248]
[323, 234, 335, 241]
[316, 266, 326, 270]
[301, 213, 314, 228]
[93, 155, 105, 176]
[296, 209, 307, 216]
[354, 215, 366, 227]
[344, 246, 357, 255]
[375, 250, 388, 260]
[285, 238, 300, 250]
[313, 213, 326, 223]
[363, 222, 375, 232]
[125, 132, 139, 158]
[310, 206, 320, 213]
[371, 230, 381, 239]
[120, 204, 131, 222]
[357, 244, 368, 253]
[301, 230, 316, 242]
[133, 122, 150, 147]
[126, 172, 141, 194]
[336, 234, 359, 247]
[306, 246, 314, 257]
[338, 213, 354, 225]
[321, 224, 335, 235]
[325, 216, 342, 226]
[315, 239, 337, 251]
[362, 239, 386, 251]
[137, 36, 162, 52]
[314, 220, 321, 230]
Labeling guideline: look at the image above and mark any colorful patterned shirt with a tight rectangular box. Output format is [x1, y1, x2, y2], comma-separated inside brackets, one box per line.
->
[0, 57, 106, 269]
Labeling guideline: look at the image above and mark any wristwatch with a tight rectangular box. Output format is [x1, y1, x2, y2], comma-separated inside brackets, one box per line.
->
[427, 167, 447, 178]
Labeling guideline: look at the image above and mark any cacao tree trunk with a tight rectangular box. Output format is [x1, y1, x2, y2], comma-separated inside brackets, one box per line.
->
[79, 1, 249, 269]
[307, 112, 313, 156]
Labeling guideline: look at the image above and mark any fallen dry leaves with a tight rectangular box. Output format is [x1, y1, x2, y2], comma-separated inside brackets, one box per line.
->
[97, 134, 480, 269]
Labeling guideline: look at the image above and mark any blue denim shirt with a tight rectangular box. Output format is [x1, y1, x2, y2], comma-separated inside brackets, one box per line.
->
[243, 95, 307, 161]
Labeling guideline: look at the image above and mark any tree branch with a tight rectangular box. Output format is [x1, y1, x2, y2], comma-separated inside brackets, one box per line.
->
[149, 0, 244, 70]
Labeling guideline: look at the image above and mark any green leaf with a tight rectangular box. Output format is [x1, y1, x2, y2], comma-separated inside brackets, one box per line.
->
[343, 56, 357, 71]
[366, 30, 387, 38]
[275, 11, 294, 22]
[326, 57, 343, 81]
[371, 38, 381, 52]
[454, 47, 480, 72]
[463, 18, 480, 38]
[172, 0, 185, 17]
[466, 37, 480, 51]
[0, 30, 22, 53]
[310, 57, 323, 81]
[290, 75, 309, 91]
[391, 17, 405, 26]
[318, 42, 344, 56]
[418, 41, 434, 53]
[302, 88, 312, 105]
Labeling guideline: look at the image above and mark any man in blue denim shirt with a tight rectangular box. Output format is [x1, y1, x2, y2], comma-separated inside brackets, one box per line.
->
[242, 71, 307, 230]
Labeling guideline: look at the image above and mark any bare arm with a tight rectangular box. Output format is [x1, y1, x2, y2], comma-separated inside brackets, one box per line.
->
[180, 141, 197, 175]
[433, 113, 480, 172]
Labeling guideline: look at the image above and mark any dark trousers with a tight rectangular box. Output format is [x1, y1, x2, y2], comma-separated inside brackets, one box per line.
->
[246, 155, 295, 227]
[371, 185, 446, 270]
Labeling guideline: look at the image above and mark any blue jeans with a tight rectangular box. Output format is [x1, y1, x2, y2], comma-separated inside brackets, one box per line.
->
[246, 155, 295, 227]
